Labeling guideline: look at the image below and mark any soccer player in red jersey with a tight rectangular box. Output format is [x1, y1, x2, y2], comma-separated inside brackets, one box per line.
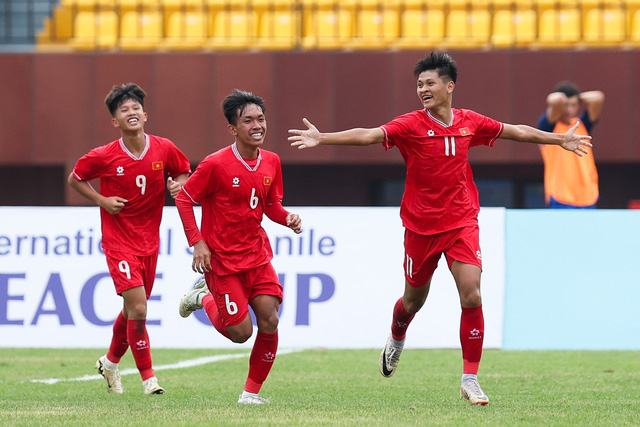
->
[288, 52, 592, 405]
[68, 83, 191, 395]
[175, 89, 302, 405]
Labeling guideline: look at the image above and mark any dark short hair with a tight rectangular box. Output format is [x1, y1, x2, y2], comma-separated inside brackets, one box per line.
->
[104, 83, 146, 117]
[222, 89, 266, 125]
[554, 81, 580, 99]
[414, 51, 458, 83]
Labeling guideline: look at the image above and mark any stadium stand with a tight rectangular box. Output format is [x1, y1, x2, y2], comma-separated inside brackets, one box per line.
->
[4, 0, 638, 50]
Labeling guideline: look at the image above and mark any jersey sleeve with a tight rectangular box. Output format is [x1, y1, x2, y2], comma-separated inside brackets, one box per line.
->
[72, 146, 107, 181]
[537, 112, 555, 132]
[181, 155, 215, 205]
[579, 110, 595, 134]
[164, 139, 192, 177]
[264, 155, 288, 226]
[467, 110, 503, 147]
[380, 112, 415, 150]
[176, 190, 203, 246]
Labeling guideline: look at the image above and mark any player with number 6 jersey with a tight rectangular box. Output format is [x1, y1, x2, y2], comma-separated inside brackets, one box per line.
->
[177, 143, 285, 276]
[68, 83, 191, 396]
[175, 89, 302, 405]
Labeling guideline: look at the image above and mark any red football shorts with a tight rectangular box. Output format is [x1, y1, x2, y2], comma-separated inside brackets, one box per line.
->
[205, 262, 283, 327]
[403, 225, 482, 288]
[104, 249, 158, 298]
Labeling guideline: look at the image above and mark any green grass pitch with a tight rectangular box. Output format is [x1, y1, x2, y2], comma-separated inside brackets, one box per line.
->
[1, 348, 639, 426]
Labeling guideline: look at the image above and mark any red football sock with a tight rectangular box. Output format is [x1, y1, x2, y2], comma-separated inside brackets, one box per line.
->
[244, 330, 278, 394]
[203, 293, 231, 340]
[106, 311, 128, 363]
[127, 319, 154, 381]
[460, 305, 484, 375]
[391, 297, 415, 341]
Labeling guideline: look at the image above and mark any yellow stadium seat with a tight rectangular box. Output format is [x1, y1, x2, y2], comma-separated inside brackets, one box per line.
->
[583, 8, 625, 45]
[301, 9, 353, 49]
[491, 9, 537, 48]
[395, 9, 444, 47]
[164, 10, 208, 49]
[444, 9, 490, 47]
[348, 8, 399, 48]
[37, 6, 74, 45]
[162, 0, 206, 7]
[207, 9, 258, 49]
[61, 0, 116, 9]
[628, 9, 640, 43]
[70, 10, 118, 49]
[117, 0, 161, 8]
[120, 10, 164, 49]
[536, 8, 581, 46]
[257, 9, 298, 49]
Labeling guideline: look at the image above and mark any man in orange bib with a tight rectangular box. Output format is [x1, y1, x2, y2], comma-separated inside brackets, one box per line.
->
[538, 81, 605, 208]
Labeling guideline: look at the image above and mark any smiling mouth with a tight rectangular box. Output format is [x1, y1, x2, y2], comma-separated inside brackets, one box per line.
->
[128, 118, 139, 124]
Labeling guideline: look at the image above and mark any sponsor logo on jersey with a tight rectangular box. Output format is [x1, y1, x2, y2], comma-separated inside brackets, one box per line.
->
[427, 129, 435, 136]
[264, 176, 272, 186]
[116, 166, 125, 176]
[232, 177, 240, 188]
[152, 161, 164, 171]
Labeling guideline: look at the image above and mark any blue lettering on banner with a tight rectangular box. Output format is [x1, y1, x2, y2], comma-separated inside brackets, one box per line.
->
[80, 273, 114, 326]
[32, 273, 74, 325]
[0, 273, 26, 325]
[295, 274, 335, 325]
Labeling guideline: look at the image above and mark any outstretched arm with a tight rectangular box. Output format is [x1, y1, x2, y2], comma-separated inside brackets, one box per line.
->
[500, 121, 592, 157]
[289, 118, 385, 149]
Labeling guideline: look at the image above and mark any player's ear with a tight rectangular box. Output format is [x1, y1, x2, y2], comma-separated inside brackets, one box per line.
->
[227, 124, 237, 136]
[111, 117, 119, 128]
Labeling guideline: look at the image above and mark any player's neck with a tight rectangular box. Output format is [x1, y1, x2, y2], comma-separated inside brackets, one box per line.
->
[121, 131, 146, 157]
[427, 105, 453, 126]
[235, 142, 259, 159]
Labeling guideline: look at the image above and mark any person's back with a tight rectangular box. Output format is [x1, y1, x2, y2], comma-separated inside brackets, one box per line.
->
[538, 81, 604, 208]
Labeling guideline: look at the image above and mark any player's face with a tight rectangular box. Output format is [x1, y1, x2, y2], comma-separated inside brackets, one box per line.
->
[228, 103, 267, 154]
[112, 99, 147, 132]
[416, 70, 454, 110]
[563, 95, 580, 121]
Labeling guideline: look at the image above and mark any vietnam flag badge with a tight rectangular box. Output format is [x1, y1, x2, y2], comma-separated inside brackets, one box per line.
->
[264, 176, 273, 186]
[459, 127, 470, 136]
[152, 161, 164, 171]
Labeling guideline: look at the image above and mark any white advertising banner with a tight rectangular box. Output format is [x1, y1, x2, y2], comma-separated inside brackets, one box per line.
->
[0, 207, 505, 349]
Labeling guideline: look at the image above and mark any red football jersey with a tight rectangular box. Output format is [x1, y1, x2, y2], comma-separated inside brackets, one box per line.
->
[72, 135, 191, 255]
[381, 108, 503, 235]
[178, 144, 285, 275]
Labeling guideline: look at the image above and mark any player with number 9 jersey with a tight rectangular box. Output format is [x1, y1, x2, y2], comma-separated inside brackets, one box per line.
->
[72, 135, 191, 255]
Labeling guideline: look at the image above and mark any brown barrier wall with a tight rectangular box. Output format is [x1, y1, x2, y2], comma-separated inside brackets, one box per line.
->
[0, 50, 638, 205]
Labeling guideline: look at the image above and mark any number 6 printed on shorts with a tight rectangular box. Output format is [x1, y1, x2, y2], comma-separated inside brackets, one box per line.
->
[224, 293, 238, 315]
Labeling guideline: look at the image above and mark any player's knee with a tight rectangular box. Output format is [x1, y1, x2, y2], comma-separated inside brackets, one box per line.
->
[256, 311, 279, 333]
[229, 327, 253, 343]
[460, 290, 482, 307]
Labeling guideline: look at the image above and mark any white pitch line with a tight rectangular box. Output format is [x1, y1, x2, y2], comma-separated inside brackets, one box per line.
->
[31, 348, 302, 385]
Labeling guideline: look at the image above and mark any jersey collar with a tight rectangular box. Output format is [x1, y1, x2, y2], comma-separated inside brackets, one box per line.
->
[119, 134, 149, 160]
[426, 109, 454, 127]
[232, 142, 262, 172]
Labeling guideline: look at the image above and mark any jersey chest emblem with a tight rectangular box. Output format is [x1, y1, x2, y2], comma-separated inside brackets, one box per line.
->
[264, 176, 272, 186]
[232, 177, 240, 188]
[116, 166, 125, 176]
[152, 161, 164, 171]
